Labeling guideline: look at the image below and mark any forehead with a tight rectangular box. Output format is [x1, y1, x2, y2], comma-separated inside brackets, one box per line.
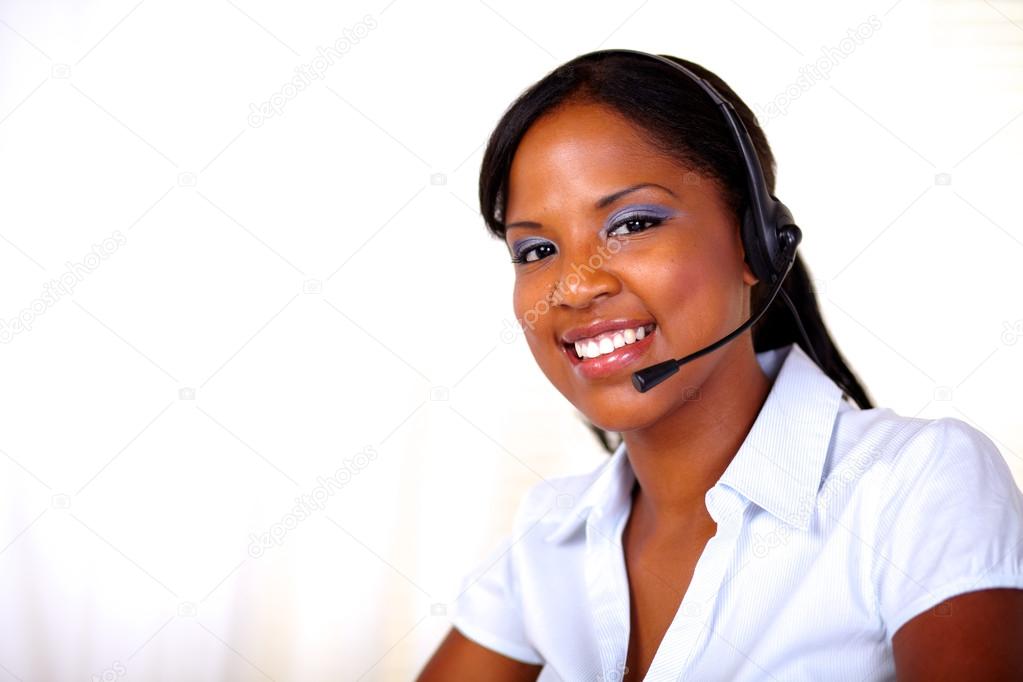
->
[505, 101, 688, 216]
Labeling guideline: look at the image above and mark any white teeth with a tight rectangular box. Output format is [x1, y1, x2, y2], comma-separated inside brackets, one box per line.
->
[571, 324, 654, 359]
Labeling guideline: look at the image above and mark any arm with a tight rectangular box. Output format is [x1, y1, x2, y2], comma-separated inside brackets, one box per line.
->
[417, 627, 543, 681]
[424, 481, 549, 677]
[873, 418, 1023, 678]
[892, 588, 1023, 681]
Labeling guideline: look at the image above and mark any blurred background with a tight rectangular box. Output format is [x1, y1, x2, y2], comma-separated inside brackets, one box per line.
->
[1, 0, 1021, 679]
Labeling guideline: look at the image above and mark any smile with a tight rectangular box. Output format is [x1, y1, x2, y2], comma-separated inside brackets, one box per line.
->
[561, 323, 658, 380]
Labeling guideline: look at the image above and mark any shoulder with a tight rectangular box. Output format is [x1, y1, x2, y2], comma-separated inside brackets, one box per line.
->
[827, 406, 1017, 499]
[508, 455, 611, 536]
[871, 413, 1023, 533]
[837, 410, 1023, 641]
[848, 409, 1018, 504]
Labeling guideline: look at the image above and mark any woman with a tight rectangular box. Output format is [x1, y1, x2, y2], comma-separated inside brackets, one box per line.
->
[419, 49, 1023, 681]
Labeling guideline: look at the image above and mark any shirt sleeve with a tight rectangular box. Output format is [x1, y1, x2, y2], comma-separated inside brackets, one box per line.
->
[872, 416, 1023, 645]
[448, 479, 546, 666]
[448, 530, 544, 665]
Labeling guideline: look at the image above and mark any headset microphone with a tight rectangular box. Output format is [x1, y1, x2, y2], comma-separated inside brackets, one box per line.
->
[569, 48, 817, 395]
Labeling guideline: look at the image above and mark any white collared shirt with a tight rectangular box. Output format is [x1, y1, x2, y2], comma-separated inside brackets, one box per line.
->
[449, 342, 1023, 681]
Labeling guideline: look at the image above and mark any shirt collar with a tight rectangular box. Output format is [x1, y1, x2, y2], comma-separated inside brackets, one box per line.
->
[544, 342, 848, 544]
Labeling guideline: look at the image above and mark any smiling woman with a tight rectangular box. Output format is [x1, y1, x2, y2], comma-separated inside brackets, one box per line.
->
[417, 49, 1023, 681]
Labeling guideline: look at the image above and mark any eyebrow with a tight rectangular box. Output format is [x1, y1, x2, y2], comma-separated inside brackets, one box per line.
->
[504, 182, 678, 232]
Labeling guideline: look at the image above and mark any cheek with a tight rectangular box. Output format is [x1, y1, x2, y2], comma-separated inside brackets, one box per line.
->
[512, 281, 550, 340]
[512, 281, 567, 374]
[639, 239, 739, 341]
[511, 284, 530, 328]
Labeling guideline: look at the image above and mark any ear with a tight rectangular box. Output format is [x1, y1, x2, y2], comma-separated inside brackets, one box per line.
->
[737, 231, 760, 287]
[742, 258, 760, 287]
[736, 220, 760, 287]
[740, 236, 765, 286]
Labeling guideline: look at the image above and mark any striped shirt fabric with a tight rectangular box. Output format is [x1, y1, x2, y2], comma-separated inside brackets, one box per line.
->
[449, 342, 1023, 681]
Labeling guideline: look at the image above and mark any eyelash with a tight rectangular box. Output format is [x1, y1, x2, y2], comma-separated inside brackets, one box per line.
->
[510, 214, 665, 264]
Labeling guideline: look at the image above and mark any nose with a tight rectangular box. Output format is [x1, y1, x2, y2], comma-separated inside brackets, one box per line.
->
[550, 246, 622, 309]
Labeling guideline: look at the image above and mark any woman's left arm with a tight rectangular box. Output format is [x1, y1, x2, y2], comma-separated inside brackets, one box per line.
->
[892, 588, 1023, 680]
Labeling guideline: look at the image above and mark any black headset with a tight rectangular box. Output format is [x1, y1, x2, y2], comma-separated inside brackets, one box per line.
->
[570, 48, 838, 396]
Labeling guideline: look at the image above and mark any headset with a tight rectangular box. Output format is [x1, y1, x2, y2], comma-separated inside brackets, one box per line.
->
[571, 48, 843, 398]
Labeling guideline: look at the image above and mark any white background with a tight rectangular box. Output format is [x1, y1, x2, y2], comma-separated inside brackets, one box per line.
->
[1, 0, 1021, 679]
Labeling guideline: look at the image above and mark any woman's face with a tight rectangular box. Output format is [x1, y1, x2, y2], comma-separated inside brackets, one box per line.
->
[503, 100, 759, 433]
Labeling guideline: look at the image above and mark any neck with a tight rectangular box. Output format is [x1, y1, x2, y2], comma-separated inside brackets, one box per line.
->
[621, 338, 773, 533]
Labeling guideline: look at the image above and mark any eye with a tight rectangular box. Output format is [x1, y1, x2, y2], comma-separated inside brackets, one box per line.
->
[606, 213, 665, 238]
[509, 212, 666, 265]
[510, 241, 556, 264]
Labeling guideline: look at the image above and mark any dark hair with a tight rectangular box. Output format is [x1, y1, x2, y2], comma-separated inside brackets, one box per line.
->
[478, 51, 874, 454]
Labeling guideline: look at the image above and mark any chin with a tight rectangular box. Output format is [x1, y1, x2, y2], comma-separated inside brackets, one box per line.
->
[569, 393, 663, 434]
[539, 358, 683, 432]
